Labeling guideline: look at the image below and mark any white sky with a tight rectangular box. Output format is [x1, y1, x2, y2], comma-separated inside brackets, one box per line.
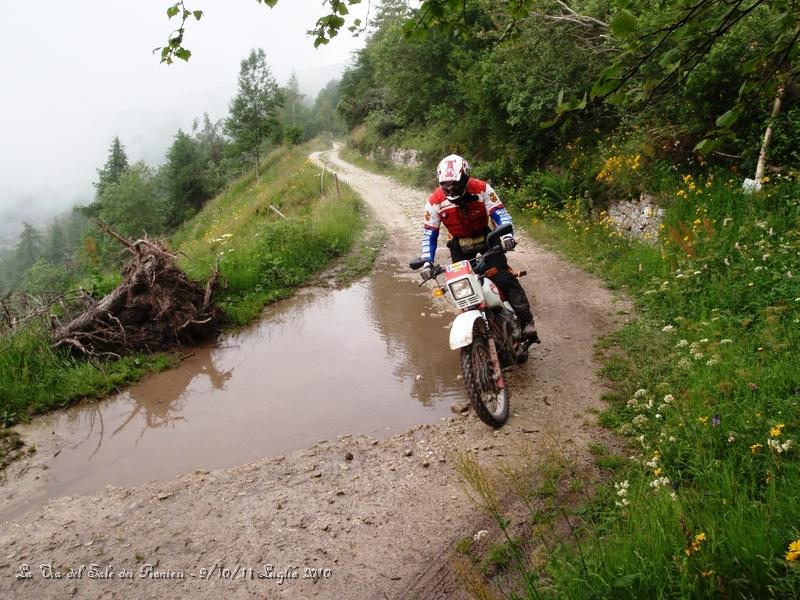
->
[0, 0, 368, 225]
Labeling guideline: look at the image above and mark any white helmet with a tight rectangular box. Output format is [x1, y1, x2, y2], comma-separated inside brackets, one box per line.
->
[436, 154, 470, 201]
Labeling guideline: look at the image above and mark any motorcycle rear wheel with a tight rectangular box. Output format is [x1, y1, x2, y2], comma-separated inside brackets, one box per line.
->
[460, 334, 510, 427]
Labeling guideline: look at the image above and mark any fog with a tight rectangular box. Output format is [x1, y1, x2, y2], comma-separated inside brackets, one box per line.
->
[0, 0, 367, 246]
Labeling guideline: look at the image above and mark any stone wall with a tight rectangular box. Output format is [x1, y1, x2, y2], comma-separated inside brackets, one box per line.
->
[596, 193, 665, 242]
[371, 147, 422, 169]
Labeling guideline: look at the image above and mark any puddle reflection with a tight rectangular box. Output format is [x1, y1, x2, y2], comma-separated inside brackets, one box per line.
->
[3, 262, 463, 520]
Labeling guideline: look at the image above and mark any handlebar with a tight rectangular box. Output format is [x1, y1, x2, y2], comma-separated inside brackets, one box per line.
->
[415, 245, 506, 285]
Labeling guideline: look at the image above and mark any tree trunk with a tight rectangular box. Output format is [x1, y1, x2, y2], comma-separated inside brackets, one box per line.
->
[754, 85, 785, 185]
[255, 153, 260, 183]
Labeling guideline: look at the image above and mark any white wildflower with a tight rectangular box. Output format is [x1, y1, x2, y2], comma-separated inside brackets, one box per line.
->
[706, 356, 720, 366]
[724, 257, 730, 266]
[615, 498, 630, 507]
[634, 389, 648, 399]
[693, 352, 704, 360]
[632, 414, 649, 428]
[663, 394, 675, 404]
[675, 339, 688, 348]
[670, 491, 678, 501]
[720, 339, 733, 344]
[699, 338, 709, 344]
[473, 529, 489, 542]
[662, 324, 675, 333]
[727, 433, 736, 443]
[669, 436, 676, 443]
[767, 438, 783, 453]
[650, 476, 671, 490]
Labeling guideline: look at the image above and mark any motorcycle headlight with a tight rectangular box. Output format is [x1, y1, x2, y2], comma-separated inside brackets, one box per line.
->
[448, 279, 475, 301]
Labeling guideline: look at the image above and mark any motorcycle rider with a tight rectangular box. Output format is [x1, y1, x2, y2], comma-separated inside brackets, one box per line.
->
[420, 154, 540, 344]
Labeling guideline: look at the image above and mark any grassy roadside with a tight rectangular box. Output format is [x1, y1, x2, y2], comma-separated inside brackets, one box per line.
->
[521, 175, 800, 597]
[0, 142, 367, 425]
[336, 146, 800, 596]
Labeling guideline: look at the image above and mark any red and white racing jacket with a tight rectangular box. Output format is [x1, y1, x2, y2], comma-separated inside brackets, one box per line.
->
[421, 178, 513, 262]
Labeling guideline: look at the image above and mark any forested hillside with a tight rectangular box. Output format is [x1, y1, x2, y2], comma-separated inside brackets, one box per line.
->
[339, 0, 797, 189]
[0, 48, 354, 424]
[0, 50, 345, 299]
[336, 1, 800, 596]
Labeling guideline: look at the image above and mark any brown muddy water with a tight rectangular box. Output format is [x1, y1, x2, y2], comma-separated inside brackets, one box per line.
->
[2, 262, 463, 521]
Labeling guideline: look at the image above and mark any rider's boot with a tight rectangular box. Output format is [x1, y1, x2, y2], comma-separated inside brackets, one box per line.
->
[522, 323, 541, 344]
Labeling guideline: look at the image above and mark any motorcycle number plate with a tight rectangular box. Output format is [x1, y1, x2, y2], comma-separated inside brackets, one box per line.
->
[445, 260, 472, 280]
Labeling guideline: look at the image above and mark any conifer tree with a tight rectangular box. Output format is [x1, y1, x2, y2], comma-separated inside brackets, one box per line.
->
[225, 49, 283, 180]
[95, 136, 130, 197]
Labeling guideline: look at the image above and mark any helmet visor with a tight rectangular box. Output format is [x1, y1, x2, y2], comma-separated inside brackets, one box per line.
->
[441, 178, 467, 199]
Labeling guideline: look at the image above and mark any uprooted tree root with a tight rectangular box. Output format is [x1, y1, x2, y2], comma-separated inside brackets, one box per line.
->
[52, 223, 222, 357]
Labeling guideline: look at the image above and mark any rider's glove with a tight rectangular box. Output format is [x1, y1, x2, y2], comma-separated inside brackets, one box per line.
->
[500, 234, 517, 252]
[420, 261, 434, 280]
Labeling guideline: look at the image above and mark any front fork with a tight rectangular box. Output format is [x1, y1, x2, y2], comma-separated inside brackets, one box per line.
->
[481, 311, 506, 390]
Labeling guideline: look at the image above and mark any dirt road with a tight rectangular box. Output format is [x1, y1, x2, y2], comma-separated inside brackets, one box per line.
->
[0, 147, 628, 599]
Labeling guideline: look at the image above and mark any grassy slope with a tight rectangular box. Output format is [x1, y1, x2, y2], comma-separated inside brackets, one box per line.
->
[523, 176, 800, 598]
[0, 142, 365, 422]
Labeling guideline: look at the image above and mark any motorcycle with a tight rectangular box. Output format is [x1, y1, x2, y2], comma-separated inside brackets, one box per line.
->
[409, 224, 533, 427]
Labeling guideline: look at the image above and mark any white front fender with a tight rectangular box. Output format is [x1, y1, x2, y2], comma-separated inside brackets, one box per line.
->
[449, 310, 483, 350]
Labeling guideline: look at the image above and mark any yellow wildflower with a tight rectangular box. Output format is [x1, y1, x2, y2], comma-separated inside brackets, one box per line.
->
[786, 540, 800, 561]
[686, 532, 706, 556]
[751, 443, 763, 454]
[770, 423, 785, 437]
[701, 569, 715, 577]
[698, 416, 708, 424]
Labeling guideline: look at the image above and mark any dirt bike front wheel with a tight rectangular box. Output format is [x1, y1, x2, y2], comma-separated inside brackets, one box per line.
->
[460, 335, 510, 427]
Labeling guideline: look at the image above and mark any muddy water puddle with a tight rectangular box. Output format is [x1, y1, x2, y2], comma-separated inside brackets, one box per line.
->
[3, 262, 463, 521]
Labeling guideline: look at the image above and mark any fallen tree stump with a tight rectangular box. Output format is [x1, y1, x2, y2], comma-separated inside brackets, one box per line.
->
[53, 223, 221, 357]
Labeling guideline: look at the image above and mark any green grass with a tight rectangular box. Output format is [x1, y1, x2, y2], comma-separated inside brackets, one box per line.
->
[515, 174, 800, 597]
[0, 322, 175, 423]
[0, 142, 367, 424]
[173, 143, 365, 325]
